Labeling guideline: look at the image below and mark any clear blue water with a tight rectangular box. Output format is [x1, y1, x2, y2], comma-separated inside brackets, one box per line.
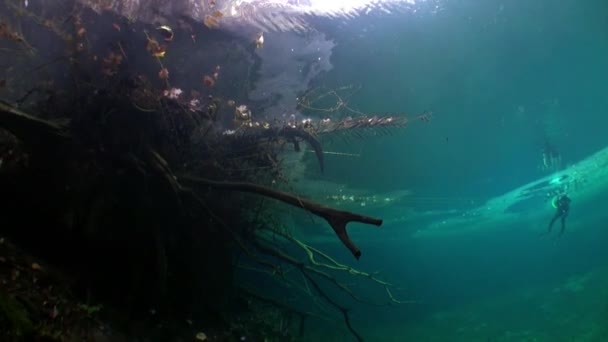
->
[273, 0, 608, 340]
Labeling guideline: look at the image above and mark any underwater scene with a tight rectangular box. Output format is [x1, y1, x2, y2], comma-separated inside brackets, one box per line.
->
[1, 0, 607, 341]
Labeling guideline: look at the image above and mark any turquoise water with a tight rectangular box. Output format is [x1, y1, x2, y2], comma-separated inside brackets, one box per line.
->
[2, 0, 606, 340]
[277, 0, 608, 340]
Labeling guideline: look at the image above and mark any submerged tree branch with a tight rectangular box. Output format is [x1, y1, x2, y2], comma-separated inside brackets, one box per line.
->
[265, 228, 414, 305]
[181, 175, 382, 259]
[0, 98, 381, 259]
[0, 100, 70, 147]
[251, 240, 364, 341]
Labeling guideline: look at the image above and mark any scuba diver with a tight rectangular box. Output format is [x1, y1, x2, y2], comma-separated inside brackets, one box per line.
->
[545, 193, 571, 236]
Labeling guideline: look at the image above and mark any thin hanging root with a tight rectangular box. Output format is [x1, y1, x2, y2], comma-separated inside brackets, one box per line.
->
[301, 270, 363, 342]
[0, 100, 71, 146]
[181, 175, 382, 259]
[307, 150, 360, 158]
[268, 229, 415, 305]
[252, 241, 364, 341]
[117, 41, 128, 60]
[254, 238, 364, 303]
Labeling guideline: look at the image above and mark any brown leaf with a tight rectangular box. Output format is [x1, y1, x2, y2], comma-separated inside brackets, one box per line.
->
[158, 68, 169, 80]
[202, 75, 215, 87]
[31, 262, 42, 270]
[203, 15, 219, 29]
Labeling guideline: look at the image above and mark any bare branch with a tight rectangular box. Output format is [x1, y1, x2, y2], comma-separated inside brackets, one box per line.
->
[181, 175, 382, 259]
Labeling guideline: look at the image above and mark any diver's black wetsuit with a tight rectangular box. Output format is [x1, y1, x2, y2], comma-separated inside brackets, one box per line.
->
[547, 194, 571, 236]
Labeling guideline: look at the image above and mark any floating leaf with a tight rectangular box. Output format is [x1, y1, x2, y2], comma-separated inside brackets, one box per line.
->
[195, 332, 207, 341]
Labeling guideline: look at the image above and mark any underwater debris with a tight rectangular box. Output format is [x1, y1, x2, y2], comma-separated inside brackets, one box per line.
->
[188, 98, 200, 111]
[156, 25, 174, 42]
[235, 104, 252, 121]
[255, 32, 264, 48]
[100, 51, 123, 76]
[203, 74, 215, 87]
[158, 67, 169, 80]
[146, 35, 166, 57]
[0, 22, 25, 43]
[163, 87, 182, 99]
[202, 65, 221, 87]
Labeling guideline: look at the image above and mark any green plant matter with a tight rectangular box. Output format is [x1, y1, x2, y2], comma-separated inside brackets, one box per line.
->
[0, 291, 35, 340]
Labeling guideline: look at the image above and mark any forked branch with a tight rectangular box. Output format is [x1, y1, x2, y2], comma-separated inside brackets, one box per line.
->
[180, 175, 382, 259]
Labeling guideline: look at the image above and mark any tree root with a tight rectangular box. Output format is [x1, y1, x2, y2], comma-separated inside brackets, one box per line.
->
[0, 100, 70, 148]
[0, 100, 381, 258]
[238, 286, 312, 337]
[184, 176, 377, 341]
[301, 270, 363, 342]
[252, 240, 364, 341]
[266, 228, 414, 305]
[0, 100, 385, 340]
[180, 175, 382, 259]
